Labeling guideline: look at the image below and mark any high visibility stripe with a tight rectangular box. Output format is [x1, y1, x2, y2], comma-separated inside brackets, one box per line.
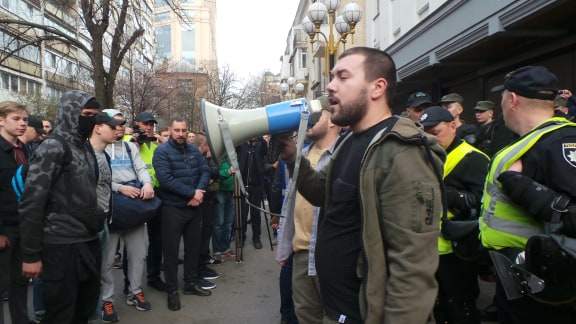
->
[480, 118, 576, 249]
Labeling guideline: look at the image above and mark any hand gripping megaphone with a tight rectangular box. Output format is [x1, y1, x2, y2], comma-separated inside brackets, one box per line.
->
[201, 98, 323, 162]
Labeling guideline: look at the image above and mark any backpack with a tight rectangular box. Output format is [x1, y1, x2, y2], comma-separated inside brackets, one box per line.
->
[11, 135, 72, 201]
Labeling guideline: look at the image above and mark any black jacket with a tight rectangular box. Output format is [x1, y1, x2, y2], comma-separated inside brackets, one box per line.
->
[19, 91, 101, 263]
[237, 138, 269, 188]
[153, 138, 211, 207]
[0, 136, 27, 232]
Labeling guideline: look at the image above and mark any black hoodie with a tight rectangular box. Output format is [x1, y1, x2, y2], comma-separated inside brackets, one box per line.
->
[19, 91, 101, 263]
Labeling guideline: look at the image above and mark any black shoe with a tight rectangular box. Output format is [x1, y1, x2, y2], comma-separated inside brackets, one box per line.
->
[148, 279, 167, 292]
[199, 267, 220, 280]
[253, 238, 263, 249]
[167, 292, 181, 311]
[182, 282, 212, 296]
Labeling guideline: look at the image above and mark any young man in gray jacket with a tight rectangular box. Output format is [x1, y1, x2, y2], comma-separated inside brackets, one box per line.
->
[100, 109, 154, 322]
[280, 47, 444, 324]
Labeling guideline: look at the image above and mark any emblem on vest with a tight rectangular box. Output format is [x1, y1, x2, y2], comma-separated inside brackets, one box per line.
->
[562, 143, 576, 168]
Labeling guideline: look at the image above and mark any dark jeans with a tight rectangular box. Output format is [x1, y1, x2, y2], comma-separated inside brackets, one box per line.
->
[200, 195, 216, 263]
[146, 206, 163, 282]
[41, 240, 101, 324]
[162, 205, 202, 293]
[241, 186, 262, 240]
[213, 191, 234, 253]
[495, 276, 576, 324]
[0, 226, 29, 324]
[434, 253, 480, 324]
[280, 254, 298, 324]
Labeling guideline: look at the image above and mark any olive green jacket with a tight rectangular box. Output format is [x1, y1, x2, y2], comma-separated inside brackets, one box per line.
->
[296, 117, 444, 324]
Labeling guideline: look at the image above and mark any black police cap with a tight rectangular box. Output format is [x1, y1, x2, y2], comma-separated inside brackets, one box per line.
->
[419, 106, 454, 128]
[491, 66, 559, 100]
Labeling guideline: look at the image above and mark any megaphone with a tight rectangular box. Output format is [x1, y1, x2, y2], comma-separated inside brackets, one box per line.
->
[201, 98, 323, 162]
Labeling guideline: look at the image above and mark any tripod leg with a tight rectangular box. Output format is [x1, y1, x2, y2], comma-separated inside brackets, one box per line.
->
[262, 199, 274, 251]
[233, 178, 243, 263]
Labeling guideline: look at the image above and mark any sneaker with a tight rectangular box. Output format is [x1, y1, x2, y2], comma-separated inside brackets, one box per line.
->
[167, 292, 181, 311]
[196, 278, 216, 290]
[101, 301, 119, 323]
[182, 282, 212, 296]
[199, 267, 220, 280]
[126, 291, 152, 311]
[148, 278, 167, 292]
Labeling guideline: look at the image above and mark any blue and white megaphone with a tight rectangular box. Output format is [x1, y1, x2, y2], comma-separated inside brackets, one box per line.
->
[201, 98, 323, 161]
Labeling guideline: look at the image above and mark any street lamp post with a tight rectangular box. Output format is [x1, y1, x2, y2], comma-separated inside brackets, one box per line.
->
[280, 77, 305, 100]
[302, 1, 362, 82]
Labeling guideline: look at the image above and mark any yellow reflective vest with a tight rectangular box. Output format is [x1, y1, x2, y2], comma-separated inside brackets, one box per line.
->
[479, 118, 576, 250]
[137, 141, 159, 188]
[438, 141, 489, 254]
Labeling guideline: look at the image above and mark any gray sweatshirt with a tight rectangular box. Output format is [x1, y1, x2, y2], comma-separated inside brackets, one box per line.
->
[105, 141, 151, 192]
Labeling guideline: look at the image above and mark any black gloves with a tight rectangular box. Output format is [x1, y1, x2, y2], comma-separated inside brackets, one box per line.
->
[498, 171, 571, 223]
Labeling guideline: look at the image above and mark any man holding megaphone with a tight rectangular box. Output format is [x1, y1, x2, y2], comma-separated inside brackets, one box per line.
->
[278, 47, 444, 324]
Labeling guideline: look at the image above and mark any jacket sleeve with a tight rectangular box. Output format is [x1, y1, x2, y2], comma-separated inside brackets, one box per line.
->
[293, 156, 326, 207]
[19, 139, 67, 263]
[446, 151, 489, 219]
[153, 147, 195, 199]
[128, 142, 152, 185]
[378, 144, 441, 324]
[195, 150, 211, 191]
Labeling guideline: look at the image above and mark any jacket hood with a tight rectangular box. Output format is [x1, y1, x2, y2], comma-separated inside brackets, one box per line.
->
[389, 116, 446, 159]
[53, 90, 95, 144]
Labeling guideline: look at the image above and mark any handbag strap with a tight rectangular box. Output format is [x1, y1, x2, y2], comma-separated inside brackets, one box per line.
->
[123, 142, 140, 183]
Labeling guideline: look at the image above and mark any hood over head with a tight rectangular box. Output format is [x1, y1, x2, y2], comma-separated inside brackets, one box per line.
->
[53, 90, 97, 144]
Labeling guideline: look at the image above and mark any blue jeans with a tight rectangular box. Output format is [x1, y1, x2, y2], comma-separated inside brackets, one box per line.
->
[212, 191, 234, 253]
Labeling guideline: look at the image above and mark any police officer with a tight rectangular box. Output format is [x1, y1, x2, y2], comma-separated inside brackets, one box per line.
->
[440, 93, 478, 144]
[405, 91, 433, 122]
[420, 106, 490, 324]
[479, 66, 576, 323]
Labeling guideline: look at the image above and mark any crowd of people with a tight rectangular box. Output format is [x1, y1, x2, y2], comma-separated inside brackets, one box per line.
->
[0, 91, 281, 323]
[1, 46, 576, 324]
[274, 47, 576, 324]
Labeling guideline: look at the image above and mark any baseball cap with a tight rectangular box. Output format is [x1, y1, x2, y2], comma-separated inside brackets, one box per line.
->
[419, 106, 454, 128]
[474, 100, 495, 111]
[406, 92, 432, 108]
[84, 97, 101, 110]
[440, 93, 464, 104]
[491, 66, 559, 100]
[102, 108, 123, 118]
[94, 112, 122, 128]
[27, 115, 44, 135]
[134, 112, 157, 124]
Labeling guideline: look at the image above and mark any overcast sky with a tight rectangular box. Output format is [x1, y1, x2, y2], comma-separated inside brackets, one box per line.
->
[216, 0, 300, 82]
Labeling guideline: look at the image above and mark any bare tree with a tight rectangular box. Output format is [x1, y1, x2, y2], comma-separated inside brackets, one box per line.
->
[0, 0, 186, 107]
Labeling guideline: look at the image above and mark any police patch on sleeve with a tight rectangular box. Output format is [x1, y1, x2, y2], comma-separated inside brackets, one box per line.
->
[562, 143, 576, 168]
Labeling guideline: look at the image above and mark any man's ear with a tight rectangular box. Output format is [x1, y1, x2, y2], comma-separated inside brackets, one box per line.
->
[371, 78, 388, 100]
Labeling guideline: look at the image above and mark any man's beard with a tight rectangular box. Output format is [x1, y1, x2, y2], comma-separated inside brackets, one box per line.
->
[330, 89, 368, 127]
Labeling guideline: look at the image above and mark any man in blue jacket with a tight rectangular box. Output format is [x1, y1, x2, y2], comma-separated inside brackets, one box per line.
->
[153, 118, 212, 311]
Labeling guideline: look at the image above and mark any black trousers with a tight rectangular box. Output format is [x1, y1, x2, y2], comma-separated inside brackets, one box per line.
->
[162, 205, 202, 293]
[199, 196, 216, 263]
[495, 276, 576, 324]
[0, 226, 29, 324]
[146, 204, 163, 282]
[241, 185, 262, 240]
[41, 240, 101, 324]
[280, 254, 298, 324]
[434, 253, 480, 324]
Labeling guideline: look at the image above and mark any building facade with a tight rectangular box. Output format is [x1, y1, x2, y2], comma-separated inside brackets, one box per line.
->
[281, 0, 366, 100]
[0, 0, 155, 115]
[365, 0, 576, 119]
[153, 0, 217, 71]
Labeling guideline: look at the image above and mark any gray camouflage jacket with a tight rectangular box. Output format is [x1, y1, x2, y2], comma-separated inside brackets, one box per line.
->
[19, 91, 101, 263]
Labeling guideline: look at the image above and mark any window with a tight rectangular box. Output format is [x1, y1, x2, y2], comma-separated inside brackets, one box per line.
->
[181, 25, 195, 64]
[0, 71, 9, 90]
[155, 12, 170, 21]
[155, 25, 171, 58]
[300, 51, 307, 69]
[10, 75, 18, 92]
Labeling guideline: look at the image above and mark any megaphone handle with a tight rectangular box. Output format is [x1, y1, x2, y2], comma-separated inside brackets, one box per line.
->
[218, 120, 248, 198]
